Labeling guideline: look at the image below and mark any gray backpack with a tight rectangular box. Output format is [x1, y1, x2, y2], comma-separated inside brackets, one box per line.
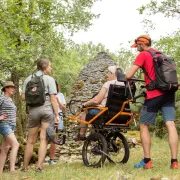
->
[144, 50, 178, 92]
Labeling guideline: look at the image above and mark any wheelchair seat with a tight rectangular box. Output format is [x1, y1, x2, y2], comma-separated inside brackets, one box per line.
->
[91, 83, 136, 126]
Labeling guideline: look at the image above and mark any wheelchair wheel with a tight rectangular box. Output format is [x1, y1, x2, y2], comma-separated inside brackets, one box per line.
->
[106, 132, 129, 164]
[46, 127, 66, 145]
[68, 100, 83, 115]
[82, 132, 108, 167]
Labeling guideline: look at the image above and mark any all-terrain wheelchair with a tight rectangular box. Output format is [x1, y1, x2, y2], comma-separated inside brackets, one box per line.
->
[67, 76, 145, 167]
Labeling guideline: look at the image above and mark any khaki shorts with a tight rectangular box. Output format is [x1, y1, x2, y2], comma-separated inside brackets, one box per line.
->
[28, 104, 54, 128]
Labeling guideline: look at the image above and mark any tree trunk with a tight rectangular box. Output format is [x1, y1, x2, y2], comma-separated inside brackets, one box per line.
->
[11, 71, 26, 138]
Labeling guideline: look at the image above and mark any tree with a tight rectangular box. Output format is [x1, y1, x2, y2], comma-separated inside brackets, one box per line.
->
[0, 0, 100, 136]
[138, 0, 180, 18]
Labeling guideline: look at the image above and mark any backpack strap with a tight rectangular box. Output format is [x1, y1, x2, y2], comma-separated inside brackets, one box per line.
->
[146, 49, 162, 56]
[143, 50, 162, 82]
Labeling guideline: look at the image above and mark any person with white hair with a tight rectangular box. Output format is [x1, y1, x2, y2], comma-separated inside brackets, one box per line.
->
[76, 65, 125, 140]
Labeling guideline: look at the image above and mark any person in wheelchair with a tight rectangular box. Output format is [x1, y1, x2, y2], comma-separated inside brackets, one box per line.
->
[76, 65, 125, 140]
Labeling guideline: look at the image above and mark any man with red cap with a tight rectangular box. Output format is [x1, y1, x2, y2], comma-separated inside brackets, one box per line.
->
[125, 35, 178, 169]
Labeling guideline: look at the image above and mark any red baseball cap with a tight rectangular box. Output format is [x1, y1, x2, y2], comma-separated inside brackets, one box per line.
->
[131, 35, 151, 48]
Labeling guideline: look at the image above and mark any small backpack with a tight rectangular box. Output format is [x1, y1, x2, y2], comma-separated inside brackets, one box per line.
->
[144, 50, 178, 92]
[25, 74, 46, 107]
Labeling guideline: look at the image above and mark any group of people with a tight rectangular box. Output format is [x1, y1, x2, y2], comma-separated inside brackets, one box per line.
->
[78, 35, 179, 169]
[0, 58, 66, 173]
[0, 34, 179, 174]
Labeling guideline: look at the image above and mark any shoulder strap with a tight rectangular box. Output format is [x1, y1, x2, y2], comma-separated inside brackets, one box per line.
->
[145, 49, 162, 57]
[143, 50, 163, 83]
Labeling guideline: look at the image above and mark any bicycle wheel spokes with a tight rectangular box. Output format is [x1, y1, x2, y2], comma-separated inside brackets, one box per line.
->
[107, 132, 129, 164]
[82, 133, 107, 168]
[69, 100, 82, 115]
[54, 133, 66, 145]
[86, 140, 103, 166]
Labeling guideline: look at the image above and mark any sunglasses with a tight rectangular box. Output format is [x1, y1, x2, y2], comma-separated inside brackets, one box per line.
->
[135, 37, 151, 44]
[6, 86, 15, 89]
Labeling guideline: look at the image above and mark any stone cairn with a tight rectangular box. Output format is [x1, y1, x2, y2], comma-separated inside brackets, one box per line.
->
[49, 52, 141, 164]
[70, 51, 117, 100]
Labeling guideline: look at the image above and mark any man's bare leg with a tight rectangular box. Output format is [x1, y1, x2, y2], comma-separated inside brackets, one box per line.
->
[166, 121, 178, 159]
[23, 127, 39, 169]
[37, 122, 49, 169]
[140, 124, 151, 158]
[79, 112, 87, 138]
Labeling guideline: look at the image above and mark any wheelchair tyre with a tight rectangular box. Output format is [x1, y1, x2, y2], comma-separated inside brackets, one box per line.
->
[82, 132, 108, 168]
[69, 100, 79, 115]
[106, 132, 129, 164]
[46, 127, 66, 145]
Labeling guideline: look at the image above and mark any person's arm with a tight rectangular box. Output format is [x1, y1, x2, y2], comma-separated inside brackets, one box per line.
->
[50, 94, 60, 124]
[84, 87, 107, 107]
[56, 97, 66, 111]
[125, 65, 140, 79]
[48, 78, 60, 124]
[21, 93, 25, 100]
[21, 78, 28, 101]
[126, 52, 146, 79]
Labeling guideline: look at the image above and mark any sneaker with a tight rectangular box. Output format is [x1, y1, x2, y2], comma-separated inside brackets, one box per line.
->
[49, 160, 56, 165]
[171, 162, 179, 169]
[134, 159, 152, 169]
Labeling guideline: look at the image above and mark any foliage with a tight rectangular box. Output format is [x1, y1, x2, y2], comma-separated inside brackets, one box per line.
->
[0, 0, 100, 136]
[153, 30, 180, 74]
[0, 0, 99, 78]
[138, 0, 180, 19]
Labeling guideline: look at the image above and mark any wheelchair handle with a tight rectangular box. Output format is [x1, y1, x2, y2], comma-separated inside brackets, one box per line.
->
[117, 74, 145, 83]
[133, 92, 146, 100]
[131, 78, 145, 82]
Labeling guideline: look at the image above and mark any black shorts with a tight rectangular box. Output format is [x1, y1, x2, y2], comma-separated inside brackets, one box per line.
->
[140, 92, 175, 125]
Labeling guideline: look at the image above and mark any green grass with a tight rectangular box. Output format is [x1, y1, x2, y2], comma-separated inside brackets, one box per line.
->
[1, 137, 180, 180]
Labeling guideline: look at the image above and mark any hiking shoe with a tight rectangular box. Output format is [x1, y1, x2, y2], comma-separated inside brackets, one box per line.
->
[49, 160, 56, 165]
[171, 162, 179, 169]
[134, 159, 152, 169]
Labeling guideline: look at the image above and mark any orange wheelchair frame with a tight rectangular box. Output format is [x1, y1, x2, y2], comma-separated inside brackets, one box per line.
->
[67, 78, 145, 167]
